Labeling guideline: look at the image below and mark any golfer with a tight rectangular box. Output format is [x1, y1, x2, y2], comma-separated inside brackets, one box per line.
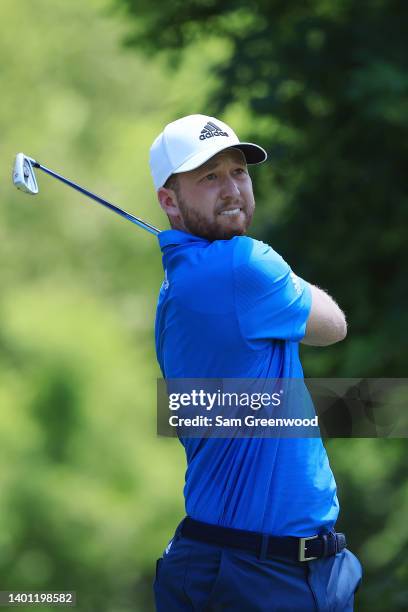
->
[149, 114, 362, 611]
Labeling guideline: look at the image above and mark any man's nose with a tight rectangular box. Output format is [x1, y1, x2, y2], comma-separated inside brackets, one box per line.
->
[220, 175, 240, 199]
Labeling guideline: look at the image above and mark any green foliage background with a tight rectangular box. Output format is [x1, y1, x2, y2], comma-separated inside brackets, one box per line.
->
[1, 0, 407, 610]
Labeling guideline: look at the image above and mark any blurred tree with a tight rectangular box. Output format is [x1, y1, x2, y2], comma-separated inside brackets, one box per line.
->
[117, 1, 408, 610]
[118, 0, 408, 379]
[1, 0, 198, 609]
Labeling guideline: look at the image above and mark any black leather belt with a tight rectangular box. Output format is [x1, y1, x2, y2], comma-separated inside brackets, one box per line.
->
[181, 517, 347, 563]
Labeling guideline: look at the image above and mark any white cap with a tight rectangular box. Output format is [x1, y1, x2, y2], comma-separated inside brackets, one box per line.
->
[149, 114, 267, 189]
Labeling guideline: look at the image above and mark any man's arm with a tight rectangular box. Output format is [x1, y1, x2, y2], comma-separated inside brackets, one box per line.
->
[301, 285, 347, 346]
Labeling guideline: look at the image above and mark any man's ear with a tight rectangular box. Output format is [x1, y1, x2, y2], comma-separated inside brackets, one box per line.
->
[157, 187, 181, 222]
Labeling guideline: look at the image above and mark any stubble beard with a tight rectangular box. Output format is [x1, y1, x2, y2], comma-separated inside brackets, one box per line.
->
[177, 196, 254, 241]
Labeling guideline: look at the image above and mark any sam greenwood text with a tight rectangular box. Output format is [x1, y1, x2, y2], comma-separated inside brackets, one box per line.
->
[168, 415, 319, 427]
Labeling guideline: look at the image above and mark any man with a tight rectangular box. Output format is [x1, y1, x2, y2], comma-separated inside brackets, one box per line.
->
[149, 114, 362, 611]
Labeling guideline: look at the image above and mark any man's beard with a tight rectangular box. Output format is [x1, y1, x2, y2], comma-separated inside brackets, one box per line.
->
[177, 197, 254, 241]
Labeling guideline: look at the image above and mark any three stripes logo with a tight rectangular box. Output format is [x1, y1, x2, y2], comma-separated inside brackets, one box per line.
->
[199, 121, 229, 141]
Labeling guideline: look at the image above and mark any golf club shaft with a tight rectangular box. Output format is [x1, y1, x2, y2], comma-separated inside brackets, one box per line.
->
[32, 161, 160, 236]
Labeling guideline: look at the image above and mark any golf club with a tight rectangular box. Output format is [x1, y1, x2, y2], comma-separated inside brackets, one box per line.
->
[12, 153, 160, 236]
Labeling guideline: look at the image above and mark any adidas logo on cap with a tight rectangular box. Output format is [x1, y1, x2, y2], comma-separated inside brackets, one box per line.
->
[199, 121, 229, 141]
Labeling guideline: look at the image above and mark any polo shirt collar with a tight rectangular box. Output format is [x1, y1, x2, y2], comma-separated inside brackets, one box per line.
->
[158, 229, 210, 250]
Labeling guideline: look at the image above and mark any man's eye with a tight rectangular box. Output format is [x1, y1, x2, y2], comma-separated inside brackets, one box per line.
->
[234, 168, 246, 175]
[206, 173, 217, 181]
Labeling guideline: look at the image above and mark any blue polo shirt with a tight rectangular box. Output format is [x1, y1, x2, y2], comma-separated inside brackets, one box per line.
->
[155, 229, 339, 536]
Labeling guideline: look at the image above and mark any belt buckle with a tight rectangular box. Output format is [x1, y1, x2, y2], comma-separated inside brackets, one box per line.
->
[299, 535, 319, 562]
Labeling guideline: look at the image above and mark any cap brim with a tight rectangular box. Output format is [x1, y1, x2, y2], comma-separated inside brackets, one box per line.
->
[173, 142, 267, 176]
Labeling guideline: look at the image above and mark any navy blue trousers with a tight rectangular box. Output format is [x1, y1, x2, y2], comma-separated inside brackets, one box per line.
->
[154, 526, 362, 611]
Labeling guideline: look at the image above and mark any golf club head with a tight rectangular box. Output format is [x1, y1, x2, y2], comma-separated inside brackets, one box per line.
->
[13, 153, 39, 194]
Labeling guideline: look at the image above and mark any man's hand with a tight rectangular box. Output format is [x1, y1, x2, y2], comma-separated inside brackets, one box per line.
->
[302, 285, 347, 346]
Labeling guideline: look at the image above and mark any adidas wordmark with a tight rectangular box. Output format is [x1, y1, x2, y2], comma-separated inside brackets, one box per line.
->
[200, 121, 229, 141]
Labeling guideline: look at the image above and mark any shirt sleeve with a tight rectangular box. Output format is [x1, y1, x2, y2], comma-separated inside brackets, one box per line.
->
[233, 237, 312, 344]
